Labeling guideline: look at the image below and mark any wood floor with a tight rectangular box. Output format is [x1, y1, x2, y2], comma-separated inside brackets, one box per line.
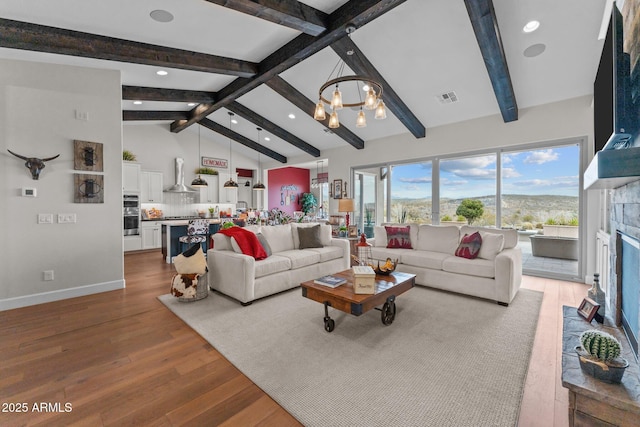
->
[0, 250, 588, 426]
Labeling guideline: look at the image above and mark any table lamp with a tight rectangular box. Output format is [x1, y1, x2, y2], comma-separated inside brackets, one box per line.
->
[338, 198, 355, 228]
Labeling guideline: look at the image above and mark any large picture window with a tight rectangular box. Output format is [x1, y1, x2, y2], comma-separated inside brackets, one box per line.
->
[353, 138, 583, 281]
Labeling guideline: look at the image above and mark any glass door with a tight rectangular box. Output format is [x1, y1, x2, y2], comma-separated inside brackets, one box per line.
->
[501, 144, 580, 279]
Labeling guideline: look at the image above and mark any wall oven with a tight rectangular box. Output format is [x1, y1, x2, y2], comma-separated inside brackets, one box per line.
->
[123, 194, 140, 236]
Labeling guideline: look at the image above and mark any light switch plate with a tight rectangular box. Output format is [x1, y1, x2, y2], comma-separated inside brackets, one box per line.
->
[38, 213, 53, 224]
[58, 213, 77, 224]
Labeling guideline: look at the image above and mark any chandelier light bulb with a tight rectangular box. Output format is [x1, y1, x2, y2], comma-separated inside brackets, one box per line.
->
[364, 87, 377, 110]
[331, 86, 343, 110]
[374, 99, 387, 120]
[328, 111, 340, 128]
[356, 109, 367, 128]
[314, 100, 326, 121]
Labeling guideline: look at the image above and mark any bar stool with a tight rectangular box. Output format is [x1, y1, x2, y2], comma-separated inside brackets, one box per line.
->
[178, 219, 209, 254]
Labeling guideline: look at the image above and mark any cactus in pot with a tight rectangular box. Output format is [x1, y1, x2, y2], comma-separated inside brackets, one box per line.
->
[579, 330, 621, 361]
[576, 329, 628, 384]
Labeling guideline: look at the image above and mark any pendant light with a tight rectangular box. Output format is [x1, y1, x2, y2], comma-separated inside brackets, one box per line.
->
[191, 125, 208, 187]
[252, 127, 266, 191]
[223, 112, 238, 189]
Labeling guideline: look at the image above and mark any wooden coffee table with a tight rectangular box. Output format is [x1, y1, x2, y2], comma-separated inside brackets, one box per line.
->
[300, 270, 415, 332]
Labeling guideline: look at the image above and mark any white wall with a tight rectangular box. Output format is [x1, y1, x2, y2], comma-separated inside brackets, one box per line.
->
[0, 59, 124, 310]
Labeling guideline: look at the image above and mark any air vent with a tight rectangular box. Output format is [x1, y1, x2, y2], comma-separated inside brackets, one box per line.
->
[323, 128, 334, 134]
[436, 91, 459, 104]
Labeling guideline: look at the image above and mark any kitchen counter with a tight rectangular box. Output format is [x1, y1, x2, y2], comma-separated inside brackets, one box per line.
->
[161, 220, 223, 263]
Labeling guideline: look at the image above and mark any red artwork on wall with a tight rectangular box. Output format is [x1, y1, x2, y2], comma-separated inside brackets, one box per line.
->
[267, 167, 310, 216]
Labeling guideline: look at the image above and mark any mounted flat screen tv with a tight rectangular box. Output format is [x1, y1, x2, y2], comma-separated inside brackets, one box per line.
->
[593, 4, 637, 152]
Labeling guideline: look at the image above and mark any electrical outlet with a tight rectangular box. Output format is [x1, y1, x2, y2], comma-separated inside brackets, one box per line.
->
[38, 213, 53, 224]
[58, 213, 77, 224]
[43, 270, 54, 281]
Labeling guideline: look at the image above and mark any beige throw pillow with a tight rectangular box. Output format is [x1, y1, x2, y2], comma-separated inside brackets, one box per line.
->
[478, 232, 504, 260]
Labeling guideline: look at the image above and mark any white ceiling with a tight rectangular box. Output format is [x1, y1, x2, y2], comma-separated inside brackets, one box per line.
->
[0, 0, 609, 169]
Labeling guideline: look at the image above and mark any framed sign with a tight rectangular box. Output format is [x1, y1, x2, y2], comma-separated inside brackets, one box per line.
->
[333, 179, 342, 199]
[577, 297, 600, 323]
[202, 157, 228, 169]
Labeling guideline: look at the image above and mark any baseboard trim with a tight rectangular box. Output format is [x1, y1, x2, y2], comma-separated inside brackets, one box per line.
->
[0, 280, 126, 311]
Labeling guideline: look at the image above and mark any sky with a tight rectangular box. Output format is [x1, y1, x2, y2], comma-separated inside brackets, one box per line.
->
[389, 144, 580, 199]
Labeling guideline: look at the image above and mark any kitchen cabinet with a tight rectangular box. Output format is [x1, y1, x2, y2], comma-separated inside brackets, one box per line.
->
[141, 221, 162, 249]
[124, 235, 142, 252]
[198, 174, 219, 203]
[141, 171, 163, 203]
[218, 172, 238, 203]
[123, 162, 141, 193]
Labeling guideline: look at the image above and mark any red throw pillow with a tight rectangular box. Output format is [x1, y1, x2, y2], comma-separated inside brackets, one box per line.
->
[455, 232, 482, 259]
[385, 226, 412, 249]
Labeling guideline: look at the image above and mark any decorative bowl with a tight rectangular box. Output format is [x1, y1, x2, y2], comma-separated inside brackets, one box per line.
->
[372, 258, 397, 275]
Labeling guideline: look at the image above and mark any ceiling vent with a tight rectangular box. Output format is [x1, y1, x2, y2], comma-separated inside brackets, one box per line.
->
[436, 91, 459, 104]
[323, 128, 334, 134]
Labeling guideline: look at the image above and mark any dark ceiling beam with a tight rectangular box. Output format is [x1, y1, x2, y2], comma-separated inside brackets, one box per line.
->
[123, 111, 189, 121]
[331, 37, 426, 138]
[0, 18, 257, 78]
[464, 0, 518, 122]
[227, 101, 321, 157]
[170, 0, 408, 133]
[122, 86, 217, 103]
[205, 0, 328, 36]
[200, 119, 287, 164]
[265, 76, 364, 150]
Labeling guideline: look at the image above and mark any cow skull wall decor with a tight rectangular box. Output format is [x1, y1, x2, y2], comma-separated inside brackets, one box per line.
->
[7, 149, 60, 180]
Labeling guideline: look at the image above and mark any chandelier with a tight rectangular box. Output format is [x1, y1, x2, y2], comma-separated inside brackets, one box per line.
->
[313, 25, 387, 129]
[311, 160, 327, 189]
[252, 127, 266, 191]
[223, 112, 238, 189]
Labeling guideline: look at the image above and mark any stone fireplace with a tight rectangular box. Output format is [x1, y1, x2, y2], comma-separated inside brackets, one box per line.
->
[609, 179, 640, 362]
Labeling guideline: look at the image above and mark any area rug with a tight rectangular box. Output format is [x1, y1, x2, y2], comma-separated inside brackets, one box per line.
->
[159, 286, 542, 427]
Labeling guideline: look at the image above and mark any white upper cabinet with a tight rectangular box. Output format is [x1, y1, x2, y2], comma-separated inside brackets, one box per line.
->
[123, 162, 141, 193]
[141, 171, 163, 203]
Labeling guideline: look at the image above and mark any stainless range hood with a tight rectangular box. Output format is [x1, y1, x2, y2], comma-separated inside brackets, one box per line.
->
[584, 146, 640, 189]
[164, 158, 195, 193]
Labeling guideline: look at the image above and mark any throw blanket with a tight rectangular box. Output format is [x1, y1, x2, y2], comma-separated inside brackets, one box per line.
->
[218, 227, 267, 260]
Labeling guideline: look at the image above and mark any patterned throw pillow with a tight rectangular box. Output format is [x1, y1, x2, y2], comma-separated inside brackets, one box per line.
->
[385, 226, 412, 249]
[455, 232, 482, 259]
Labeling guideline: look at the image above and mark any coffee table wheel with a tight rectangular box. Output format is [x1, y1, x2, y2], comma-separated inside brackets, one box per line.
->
[324, 317, 335, 332]
[381, 300, 396, 326]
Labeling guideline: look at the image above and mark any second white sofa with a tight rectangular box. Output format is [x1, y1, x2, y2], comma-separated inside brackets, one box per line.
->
[369, 224, 522, 305]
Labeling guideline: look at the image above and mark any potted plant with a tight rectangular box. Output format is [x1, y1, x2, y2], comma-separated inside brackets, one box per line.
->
[575, 329, 629, 384]
[122, 150, 137, 161]
[364, 208, 374, 238]
[299, 193, 317, 220]
[338, 225, 348, 237]
[196, 167, 218, 175]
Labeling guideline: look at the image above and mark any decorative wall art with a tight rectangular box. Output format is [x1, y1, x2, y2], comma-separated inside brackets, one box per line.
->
[74, 173, 104, 203]
[7, 149, 60, 180]
[333, 179, 342, 199]
[73, 140, 103, 171]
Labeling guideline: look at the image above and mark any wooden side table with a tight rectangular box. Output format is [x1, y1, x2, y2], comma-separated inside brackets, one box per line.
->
[561, 306, 640, 426]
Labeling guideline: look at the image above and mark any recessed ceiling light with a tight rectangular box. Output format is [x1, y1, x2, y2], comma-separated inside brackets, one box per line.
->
[133, 101, 143, 105]
[231, 119, 238, 124]
[523, 43, 546, 58]
[264, 137, 271, 141]
[523, 20, 540, 33]
[187, 102, 196, 107]
[156, 70, 168, 76]
[288, 113, 296, 119]
[150, 10, 174, 23]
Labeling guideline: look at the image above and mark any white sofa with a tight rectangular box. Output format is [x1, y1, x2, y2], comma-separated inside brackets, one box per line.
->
[369, 224, 522, 305]
[208, 223, 349, 305]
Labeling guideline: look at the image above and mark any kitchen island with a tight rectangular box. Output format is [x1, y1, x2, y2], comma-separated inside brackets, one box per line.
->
[160, 218, 222, 263]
